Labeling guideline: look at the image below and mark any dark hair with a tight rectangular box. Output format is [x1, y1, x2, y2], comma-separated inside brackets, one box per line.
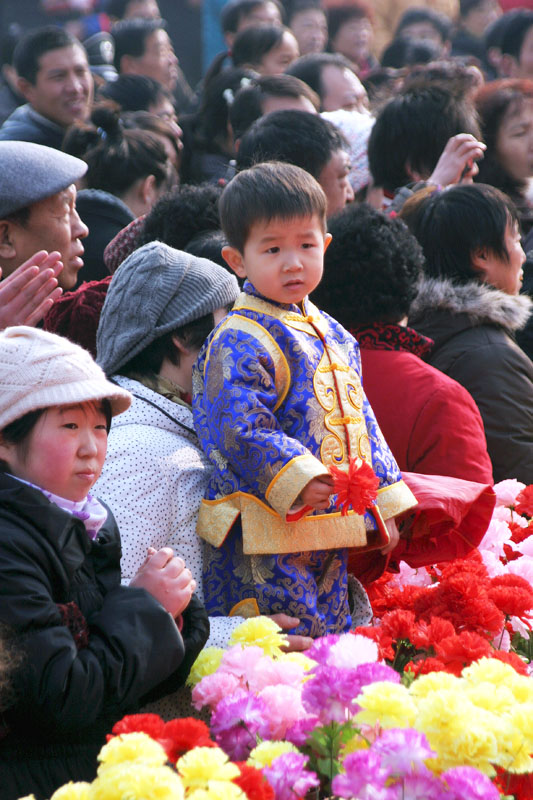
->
[99, 74, 170, 112]
[231, 24, 289, 70]
[2, 206, 31, 227]
[185, 230, 231, 270]
[475, 79, 533, 208]
[139, 183, 223, 250]
[312, 203, 424, 326]
[13, 26, 85, 84]
[120, 314, 216, 377]
[121, 109, 181, 164]
[221, 0, 283, 34]
[1, 23, 22, 68]
[220, 161, 327, 252]
[400, 183, 519, 285]
[63, 104, 170, 196]
[362, 66, 400, 104]
[286, 52, 355, 104]
[368, 86, 481, 192]
[112, 18, 165, 69]
[395, 7, 452, 42]
[459, 0, 487, 18]
[381, 37, 441, 69]
[402, 59, 483, 98]
[0, 399, 113, 467]
[229, 73, 319, 140]
[107, 0, 155, 17]
[286, 0, 324, 25]
[328, 3, 373, 43]
[500, 10, 533, 60]
[236, 109, 347, 178]
[484, 10, 521, 53]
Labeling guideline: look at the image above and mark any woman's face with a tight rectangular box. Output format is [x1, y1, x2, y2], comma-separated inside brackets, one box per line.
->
[258, 31, 300, 75]
[331, 16, 373, 65]
[478, 222, 526, 295]
[495, 97, 533, 183]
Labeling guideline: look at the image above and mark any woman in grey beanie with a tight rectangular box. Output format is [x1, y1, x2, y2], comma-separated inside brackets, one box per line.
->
[94, 241, 242, 716]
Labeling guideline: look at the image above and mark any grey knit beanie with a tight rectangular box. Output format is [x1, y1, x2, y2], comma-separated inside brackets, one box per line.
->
[0, 141, 87, 218]
[96, 241, 240, 376]
[0, 327, 131, 430]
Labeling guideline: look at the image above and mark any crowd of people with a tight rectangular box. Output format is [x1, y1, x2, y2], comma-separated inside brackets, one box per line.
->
[0, 0, 533, 797]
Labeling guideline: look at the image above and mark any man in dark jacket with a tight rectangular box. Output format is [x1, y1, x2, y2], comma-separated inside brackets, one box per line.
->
[0, 26, 93, 149]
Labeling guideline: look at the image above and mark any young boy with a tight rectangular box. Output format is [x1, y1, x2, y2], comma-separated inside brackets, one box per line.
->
[192, 162, 417, 637]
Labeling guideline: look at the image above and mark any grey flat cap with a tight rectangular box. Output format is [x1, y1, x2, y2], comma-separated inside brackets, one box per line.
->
[0, 141, 87, 218]
[96, 241, 240, 376]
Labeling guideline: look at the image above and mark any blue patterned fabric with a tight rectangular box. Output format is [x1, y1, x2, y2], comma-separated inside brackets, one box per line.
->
[192, 282, 407, 635]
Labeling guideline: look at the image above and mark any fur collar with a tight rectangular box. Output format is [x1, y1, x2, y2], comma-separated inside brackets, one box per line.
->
[409, 277, 533, 332]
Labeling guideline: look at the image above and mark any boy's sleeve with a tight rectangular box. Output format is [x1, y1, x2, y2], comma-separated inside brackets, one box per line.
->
[193, 320, 329, 518]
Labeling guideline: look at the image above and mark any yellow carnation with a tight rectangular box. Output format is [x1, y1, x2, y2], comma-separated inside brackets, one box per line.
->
[188, 781, 246, 800]
[97, 733, 167, 772]
[187, 647, 225, 687]
[248, 740, 298, 768]
[279, 652, 315, 672]
[229, 617, 286, 657]
[50, 783, 91, 800]
[90, 763, 184, 800]
[355, 682, 417, 729]
[177, 747, 240, 791]
[341, 732, 370, 758]
[465, 683, 516, 715]
[462, 658, 518, 687]
[410, 672, 461, 699]
[505, 674, 533, 705]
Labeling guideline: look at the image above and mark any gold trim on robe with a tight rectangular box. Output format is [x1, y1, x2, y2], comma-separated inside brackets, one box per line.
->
[265, 453, 329, 518]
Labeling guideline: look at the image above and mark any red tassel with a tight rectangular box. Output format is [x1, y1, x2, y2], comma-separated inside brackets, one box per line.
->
[330, 457, 379, 516]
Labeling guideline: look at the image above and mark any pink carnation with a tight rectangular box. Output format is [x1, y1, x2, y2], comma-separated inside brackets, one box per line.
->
[493, 479, 526, 507]
[328, 634, 378, 669]
[248, 657, 307, 692]
[258, 685, 310, 739]
[220, 645, 265, 680]
[192, 671, 243, 711]
[479, 519, 513, 558]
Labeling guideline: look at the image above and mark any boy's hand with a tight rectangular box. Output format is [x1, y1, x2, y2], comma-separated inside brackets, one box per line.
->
[380, 517, 400, 554]
[299, 475, 335, 511]
[130, 547, 196, 619]
[0, 250, 64, 329]
[268, 613, 314, 652]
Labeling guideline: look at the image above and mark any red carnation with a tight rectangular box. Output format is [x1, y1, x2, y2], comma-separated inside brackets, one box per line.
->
[496, 768, 533, 800]
[488, 574, 533, 620]
[234, 762, 275, 800]
[515, 485, 533, 517]
[492, 650, 530, 676]
[434, 631, 492, 674]
[108, 713, 165, 743]
[162, 718, 216, 762]
[404, 657, 447, 676]
[380, 609, 417, 641]
[510, 521, 532, 545]
[411, 616, 456, 649]
[330, 457, 379, 516]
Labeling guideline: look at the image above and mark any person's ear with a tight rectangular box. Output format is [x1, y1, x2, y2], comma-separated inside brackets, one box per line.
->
[16, 76, 36, 104]
[0, 221, 18, 260]
[118, 54, 138, 75]
[323, 232, 332, 253]
[222, 245, 247, 278]
[140, 174, 158, 207]
[471, 246, 490, 278]
[499, 53, 517, 78]
[405, 162, 425, 183]
[0, 437, 14, 467]
[170, 333, 190, 356]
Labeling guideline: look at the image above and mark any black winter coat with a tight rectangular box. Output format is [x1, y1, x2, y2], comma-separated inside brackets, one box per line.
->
[0, 103, 65, 149]
[0, 473, 209, 800]
[409, 278, 533, 485]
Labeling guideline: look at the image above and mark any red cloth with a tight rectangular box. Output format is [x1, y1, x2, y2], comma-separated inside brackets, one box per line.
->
[349, 472, 496, 583]
[43, 276, 111, 358]
[353, 324, 494, 484]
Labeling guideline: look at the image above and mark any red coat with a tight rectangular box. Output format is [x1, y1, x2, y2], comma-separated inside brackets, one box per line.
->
[353, 323, 493, 484]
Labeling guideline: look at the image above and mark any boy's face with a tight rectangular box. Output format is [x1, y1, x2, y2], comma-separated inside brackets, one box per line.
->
[223, 214, 331, 305]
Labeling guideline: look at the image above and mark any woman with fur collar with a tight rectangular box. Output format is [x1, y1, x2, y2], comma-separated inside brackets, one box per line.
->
[402, 183, 533, 484]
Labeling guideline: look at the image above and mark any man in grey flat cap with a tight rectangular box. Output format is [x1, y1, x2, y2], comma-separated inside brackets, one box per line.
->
[0, 140, 88, 329]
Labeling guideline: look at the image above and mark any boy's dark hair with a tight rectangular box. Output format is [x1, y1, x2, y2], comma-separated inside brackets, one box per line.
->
[220, 161, 327, 252]
[140, 183, 223, 250]
[381, 37, 441, 69]
[236, 109, 347, 179]
[368, 86, 481, 193]
[231, 25, 287, 70]
[112, 18, 165, 70]
[99, 74, 170, 112]
[120, 314, 216, 377]
[221, 0, 283, 34]
[62, 104, 170, 194]
[229, 74, 319, 140]
[13, 26, 83, 84]
[312, 203, 425, 327]
[500, 10, 533, 60]
[286, 52, 354, 105]
[400, 183, 519, 285]
[395, 7, 452, 42]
